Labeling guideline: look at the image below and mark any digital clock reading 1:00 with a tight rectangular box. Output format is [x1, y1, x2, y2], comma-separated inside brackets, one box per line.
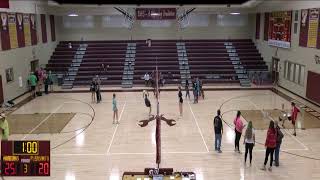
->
[1, 140, 50, 176]
[13, 141, 39, 155]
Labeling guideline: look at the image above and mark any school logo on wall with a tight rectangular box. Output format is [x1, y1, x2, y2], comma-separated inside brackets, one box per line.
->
[1, 13, 8, 30]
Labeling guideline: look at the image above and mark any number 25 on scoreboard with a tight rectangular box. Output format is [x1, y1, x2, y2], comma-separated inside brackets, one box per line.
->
[4, 162, 16, 175]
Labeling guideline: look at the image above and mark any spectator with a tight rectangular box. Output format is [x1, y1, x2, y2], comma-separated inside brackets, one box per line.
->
[28, 72, 37, 98]
[192, 80, 198, 104]
[274, 120, 284, 167]
[185, 79, 190, 100]
[44, 73, 50, 94]
[214, 109, 223, 153]
[261, 121, 277, 171]
[234, 111, 245, 153]
[178, 86, 183, 117]
[244, 121, 255, 165]
[0, 113, 9, 141]
[47, 70, 53, 92]
[95, 75, 102, 103]
[90, 78, 97, 103]
[144, 72, 150, 87]
[146, 39, 151, 47]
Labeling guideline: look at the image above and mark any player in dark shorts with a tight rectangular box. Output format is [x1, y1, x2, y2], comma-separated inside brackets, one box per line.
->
[178, 86, 183, 117]
[143, 90, 151, 116]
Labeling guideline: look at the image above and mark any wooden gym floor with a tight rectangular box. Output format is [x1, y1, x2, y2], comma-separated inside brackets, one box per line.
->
[3, 88, 320, 180]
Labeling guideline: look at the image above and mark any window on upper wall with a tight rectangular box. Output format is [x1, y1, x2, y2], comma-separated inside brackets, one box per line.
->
[283, 60, 305, 86]
[293, 10, 299, 34]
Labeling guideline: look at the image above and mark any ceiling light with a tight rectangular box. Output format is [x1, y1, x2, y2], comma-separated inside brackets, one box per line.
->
[68, 13, 78, 17]
[230, 12, 240, 15]
[151, 13, 160, 16]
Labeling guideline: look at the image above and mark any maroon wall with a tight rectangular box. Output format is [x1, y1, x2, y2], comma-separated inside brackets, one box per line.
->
[41, 14, 47, 43]
[256, 13, 261, 39]
[306, 71, 320, 104]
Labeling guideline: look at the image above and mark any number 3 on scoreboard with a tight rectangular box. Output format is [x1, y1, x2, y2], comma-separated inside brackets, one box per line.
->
[24, 164, 28, 174]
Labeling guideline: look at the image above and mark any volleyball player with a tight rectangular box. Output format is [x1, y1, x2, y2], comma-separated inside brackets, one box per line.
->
[143, 90, 152, 116]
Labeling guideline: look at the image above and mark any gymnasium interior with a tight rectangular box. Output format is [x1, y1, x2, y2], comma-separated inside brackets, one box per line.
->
[0, 0, 320, 179]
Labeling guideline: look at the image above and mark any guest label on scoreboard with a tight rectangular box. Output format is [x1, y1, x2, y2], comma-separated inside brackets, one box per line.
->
[1, 140, 50, 176]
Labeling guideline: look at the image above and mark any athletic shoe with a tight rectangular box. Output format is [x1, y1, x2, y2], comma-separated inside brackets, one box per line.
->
[218, 150, 222, 153]
[260, 165, 266, 171]
[293, 133, 296, 136]
[268, 167, 272, 171]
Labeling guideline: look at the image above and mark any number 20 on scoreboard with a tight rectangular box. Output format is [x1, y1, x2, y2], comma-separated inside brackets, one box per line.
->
[1, 140, 50, 176]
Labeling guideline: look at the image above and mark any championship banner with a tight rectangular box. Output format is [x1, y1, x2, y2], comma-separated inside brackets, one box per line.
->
[30, 14, 37, 45]
[41, 14, 47, 43]
[50, 15, 55, 41]
[8, 13, 18, 49]
[267, 11, 292, 49]
[299, 9, 309, 47]
[136, 8, 176, 20]
[307, 9, 319, 48]
[23, 14, 31, 46]
[255, 13, 261, 39]
[16, 13, 25, 48]
[0, 12, 10, 50]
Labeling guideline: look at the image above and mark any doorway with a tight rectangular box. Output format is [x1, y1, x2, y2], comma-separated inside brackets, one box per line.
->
[271, 57, 280, 84]
[30, 59, 39, 73]
[0, 75, 4, 104]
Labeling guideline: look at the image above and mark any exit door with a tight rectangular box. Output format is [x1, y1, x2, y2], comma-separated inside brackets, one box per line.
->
[0, 75, 4, 104]
[271, 57, 280, 84]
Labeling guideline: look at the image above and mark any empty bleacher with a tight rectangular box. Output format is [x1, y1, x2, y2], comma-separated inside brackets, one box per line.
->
[46, 39, 268, 88]
[185, 39, 268, 85]
[133, 40, 181, 85]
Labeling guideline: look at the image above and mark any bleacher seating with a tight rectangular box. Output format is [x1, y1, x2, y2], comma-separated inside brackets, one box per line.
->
[185, 39, 267, 84]
[46, 39, 268, 87]
[133, 40, 180, 85]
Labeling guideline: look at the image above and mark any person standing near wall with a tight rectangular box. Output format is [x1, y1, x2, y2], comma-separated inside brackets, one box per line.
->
[0, 113, 9, 141]
[261, 121, 277, 171]
[214, 110, 223, 153]
[234, 111, 245, 153]
[47, 71, 53, 92]
[28, 72, 37, 98]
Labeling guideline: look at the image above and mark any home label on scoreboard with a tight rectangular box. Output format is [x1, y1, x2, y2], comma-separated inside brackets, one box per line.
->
[1, 140, 50, 176]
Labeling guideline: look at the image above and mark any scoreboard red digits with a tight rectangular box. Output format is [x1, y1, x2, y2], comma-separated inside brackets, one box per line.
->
[1, 141, 50, 176]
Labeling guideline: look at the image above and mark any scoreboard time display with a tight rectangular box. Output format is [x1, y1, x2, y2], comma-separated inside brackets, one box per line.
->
[1, 141, 50, 176]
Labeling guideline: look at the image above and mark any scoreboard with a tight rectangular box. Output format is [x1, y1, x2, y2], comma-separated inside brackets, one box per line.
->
[1, 141, 50, 176]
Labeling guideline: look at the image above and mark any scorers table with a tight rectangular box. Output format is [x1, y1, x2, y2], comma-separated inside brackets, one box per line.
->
[122, 168, 196, 180]
[1, 140, 50, 176]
